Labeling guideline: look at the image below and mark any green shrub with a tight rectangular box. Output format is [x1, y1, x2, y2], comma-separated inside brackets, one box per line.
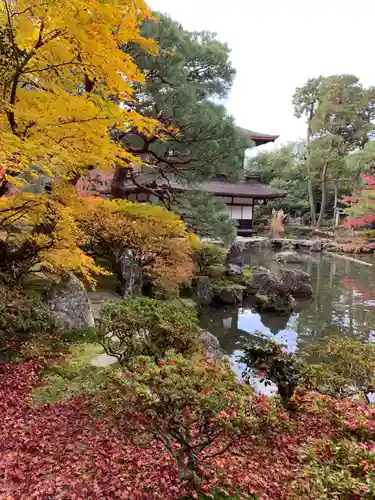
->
[302, 338, 375, 401]
[364, 229, 375, 240]
[294, 438, 375, 499]
[239, 336, 303, 409]
[0, 285, 56, 357]
[99, 297, 201, 366]
[192, 242, 227, 277]
[32, 342, 109, 404]
[106, 352, 253, 484]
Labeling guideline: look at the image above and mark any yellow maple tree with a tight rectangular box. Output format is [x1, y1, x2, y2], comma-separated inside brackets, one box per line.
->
[0, 0, 163, 184]
[0, 186, 103, 283]
[0, 0, 183, 284]
[79, 197, 195, 295]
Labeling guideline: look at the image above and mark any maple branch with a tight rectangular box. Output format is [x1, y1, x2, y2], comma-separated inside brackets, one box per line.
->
[23, 58, 79, 75]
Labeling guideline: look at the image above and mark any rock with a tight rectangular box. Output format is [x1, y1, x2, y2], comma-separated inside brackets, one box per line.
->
[281, 241, 296, 251]
[227, 263, 243, 276]
[255, 292, 295, 313]
[200, 330, 223, 360]
[226, 245, 244, 267]
[47, 273, 95, 330]
[309, 240, 323, 252]
[195, 276, 214, 305]
[113, 248, 142, 297]
[246, 265, 313, 299]
[245, 266, 278, 295]
[90, 353, 118, 367]
[275, 251, 303, 264]
[213, 282, 245, 304]
[281, 268, 313, 298]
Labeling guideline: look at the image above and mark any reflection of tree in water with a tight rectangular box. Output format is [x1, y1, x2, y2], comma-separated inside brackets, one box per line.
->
[258, 311, 290, 334]
[295, 256, 375, 352]
[200, 250, 375, 359]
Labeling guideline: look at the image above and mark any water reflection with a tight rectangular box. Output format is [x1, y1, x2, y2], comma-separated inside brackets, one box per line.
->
[199, 251, 375, 366]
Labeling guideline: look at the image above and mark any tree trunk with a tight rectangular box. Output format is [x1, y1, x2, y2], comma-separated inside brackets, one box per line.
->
[332, 182, 339, 226]
[316, 162, 328, 229]
[306, 122, 316, 226]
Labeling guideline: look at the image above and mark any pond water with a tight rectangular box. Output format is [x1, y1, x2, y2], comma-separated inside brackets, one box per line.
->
[199, 249, 375, 383]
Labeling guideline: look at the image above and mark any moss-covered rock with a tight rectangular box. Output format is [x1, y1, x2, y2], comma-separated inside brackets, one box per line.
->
[255, 292, 295, 313]
[212, 280, 246, 305]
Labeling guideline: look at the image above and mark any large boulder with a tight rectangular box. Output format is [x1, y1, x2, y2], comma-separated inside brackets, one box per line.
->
[245, 266, 281, 295]
[195, 276, 214, 305]
[309, 240, 323, 252]
[213, 282, 245, 305]
[281, 268, 313, 298]
[47, 273, 95, 330]
[255, 292, 295, 313]
[200, 330, 223, 360]
[274, 251, 303, 264]
[113, 248, 142, 297]
[226, 245, 244, 267]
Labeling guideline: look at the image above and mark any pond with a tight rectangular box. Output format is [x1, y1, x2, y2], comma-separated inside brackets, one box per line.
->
[199, 249, 375, 385]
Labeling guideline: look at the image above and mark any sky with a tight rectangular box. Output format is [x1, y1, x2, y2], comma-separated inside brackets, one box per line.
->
[149, 0, 375, 147]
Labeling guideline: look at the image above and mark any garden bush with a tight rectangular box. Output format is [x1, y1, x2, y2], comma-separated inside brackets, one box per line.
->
[0, 285, 56, 357]
[192, 241, 227, 277]
[106, 352, 253, 484]
[303, 337, 375, 401]
[239, 336, 303, 409]
[99, 297, 201, 366]
[294, 438, 375, 499]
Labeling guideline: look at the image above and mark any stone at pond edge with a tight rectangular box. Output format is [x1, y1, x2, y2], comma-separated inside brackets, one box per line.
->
[281, 268, 313, 298]
[200, 330, 223, 360]
[195, 276, 214, 305]
[309, 240, 323, 252]
[274, 251, 303, 264]
[213, 282, 245, 305]
[47, 273, 95, 330]
[255, 292, 295, 313]
[227, 263, 243, 276]
[245, 266, 276, 295]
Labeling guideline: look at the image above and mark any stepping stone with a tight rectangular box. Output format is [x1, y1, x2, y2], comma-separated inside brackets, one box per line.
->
[91, 353, 118, 367]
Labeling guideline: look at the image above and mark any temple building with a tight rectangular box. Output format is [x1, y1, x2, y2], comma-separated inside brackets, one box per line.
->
[78, 128, 285, 237]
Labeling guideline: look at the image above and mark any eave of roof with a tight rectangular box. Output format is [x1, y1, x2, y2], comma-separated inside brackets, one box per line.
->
[237, 126, 279, 145]
[120, 177, 285, 200]
[176, 180, 286, 199]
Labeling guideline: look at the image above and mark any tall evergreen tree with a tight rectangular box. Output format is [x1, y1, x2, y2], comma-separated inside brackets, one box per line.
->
[111, 13, 251, 242]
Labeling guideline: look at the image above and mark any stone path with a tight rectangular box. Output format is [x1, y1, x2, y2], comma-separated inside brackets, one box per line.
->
[87, 290, 122, 367]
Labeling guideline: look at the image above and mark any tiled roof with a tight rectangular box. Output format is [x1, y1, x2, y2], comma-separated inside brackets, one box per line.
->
[78, 170, 285, 200]
[193, 180, 285, 198]
[123, 176, 285, 199]
[237, 127, 279, 145]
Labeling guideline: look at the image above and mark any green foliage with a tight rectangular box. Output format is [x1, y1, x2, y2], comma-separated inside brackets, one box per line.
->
[290, 74, 375, 225]
[174, 191, 237, 244]
[0, 285, 56, 357]
[364, 229, 375, 239]
[192, 241, 227, 277]
[303, 338, 375, 400]
[246, 143, 311, 216]
[239, 336, 303, 409]
[294, 438, 375, 499]
[106, 352, 253, 483]
[99, 298, 201, 366]
[241, 265, 253, 281]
